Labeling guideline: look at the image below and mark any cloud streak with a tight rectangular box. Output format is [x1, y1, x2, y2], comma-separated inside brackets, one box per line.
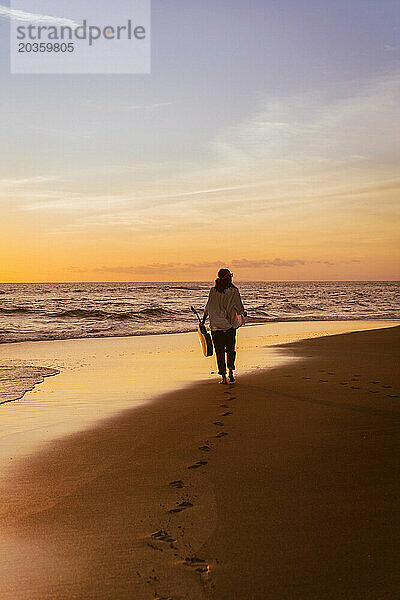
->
[0, 175, 57, 187]
[231, 258, 305, 268]
[118, 102, 173, 112]
[212, 72, 400, 166]
[72, 257, 363, 276]
[0, 4, 79, 27]
[74, 258, 309, 275]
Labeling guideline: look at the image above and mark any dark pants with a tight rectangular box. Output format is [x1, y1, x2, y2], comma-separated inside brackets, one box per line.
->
[211, 328, 236, 375]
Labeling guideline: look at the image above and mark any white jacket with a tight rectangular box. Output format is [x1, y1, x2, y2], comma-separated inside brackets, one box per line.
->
[204, 286, 245, 330]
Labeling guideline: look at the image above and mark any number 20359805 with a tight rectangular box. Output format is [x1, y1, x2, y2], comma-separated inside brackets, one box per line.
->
[18, 43, 75, 53]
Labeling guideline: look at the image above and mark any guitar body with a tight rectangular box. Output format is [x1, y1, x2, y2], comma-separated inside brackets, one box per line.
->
[197, 323, 213, 357]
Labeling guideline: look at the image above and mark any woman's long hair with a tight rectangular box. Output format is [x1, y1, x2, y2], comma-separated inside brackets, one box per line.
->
[215, 268, 235, 293]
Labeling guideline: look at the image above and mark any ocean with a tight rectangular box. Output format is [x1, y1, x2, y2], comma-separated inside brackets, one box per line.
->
[0, 281, 399, 344]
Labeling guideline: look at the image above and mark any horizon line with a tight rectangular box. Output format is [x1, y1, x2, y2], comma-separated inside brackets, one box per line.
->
[0, 279, 399, 285]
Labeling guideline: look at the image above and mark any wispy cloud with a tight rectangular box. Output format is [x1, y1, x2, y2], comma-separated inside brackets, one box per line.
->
[0, 175, 58, 187]
[118, 102, 173, 112]
[212, 72, 400, 167]
[74, 258, 309, 275]
[72, 257, 362, 276]
[231, 258, 305, 269]
[0, 4, 79, 27]
[17, 192, 127, 212]
[74, 261, 224, 275]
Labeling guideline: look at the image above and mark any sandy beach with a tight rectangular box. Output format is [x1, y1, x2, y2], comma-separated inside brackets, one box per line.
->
[0, 323, 399, 599]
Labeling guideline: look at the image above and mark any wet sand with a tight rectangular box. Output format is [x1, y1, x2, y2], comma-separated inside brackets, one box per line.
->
[0, 320, 396, 464]
[0, 324, 399, 599]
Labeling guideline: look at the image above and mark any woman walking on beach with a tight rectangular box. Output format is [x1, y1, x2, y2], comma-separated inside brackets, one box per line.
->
[202, 268, 246, 384]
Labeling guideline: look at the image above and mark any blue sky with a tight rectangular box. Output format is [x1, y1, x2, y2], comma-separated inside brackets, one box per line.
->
[1, 0, 398, 171]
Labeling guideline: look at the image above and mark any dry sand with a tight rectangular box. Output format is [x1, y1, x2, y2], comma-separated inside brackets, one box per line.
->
[0, 325, 399, 599]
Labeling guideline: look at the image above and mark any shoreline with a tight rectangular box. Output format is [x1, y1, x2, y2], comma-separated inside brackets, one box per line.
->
[0, 325, 399, 598]
[0, 366, 59, 405]
[1, 316, 399, 347]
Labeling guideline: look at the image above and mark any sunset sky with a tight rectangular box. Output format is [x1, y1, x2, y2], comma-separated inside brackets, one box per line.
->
[0, 0, 399, 282]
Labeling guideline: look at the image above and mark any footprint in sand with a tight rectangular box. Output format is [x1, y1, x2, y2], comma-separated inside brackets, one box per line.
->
[302, 377, 312, 380]
[188, 460, 207, 470]
[169, 480, 184, 489]
[151, 530, 177, 543]
[369, 381, 380, 384]
[146, 542, 164, 552]
[319, 379, 328, 382]
[215, 432, 228, 438]
[339, 382, 349, 385]
[199, 445, 211, 452]
[221, 411, 232, 417]
[350, 386, 360, 389]
[220, 404, 229, 408]
[183, 557, 210, 573]
[169, 501, 194, 514]
[213, 421, 224, 426]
